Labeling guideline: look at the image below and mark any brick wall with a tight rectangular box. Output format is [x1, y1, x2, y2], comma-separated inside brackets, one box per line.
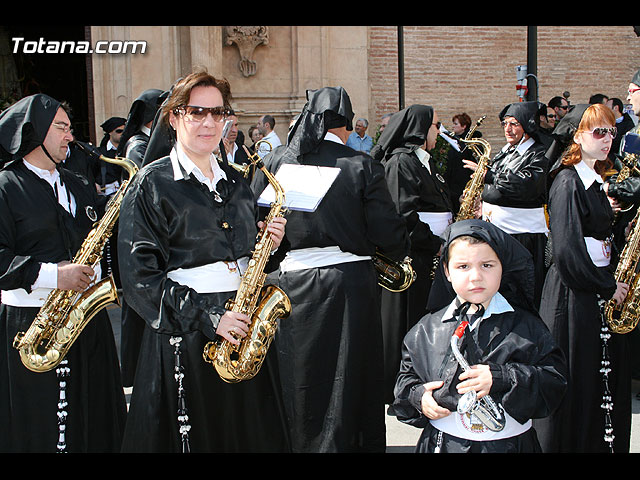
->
[368, 25, 640, 153]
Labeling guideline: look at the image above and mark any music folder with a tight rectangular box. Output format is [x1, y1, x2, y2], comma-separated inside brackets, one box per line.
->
[257, 163, 340, 212]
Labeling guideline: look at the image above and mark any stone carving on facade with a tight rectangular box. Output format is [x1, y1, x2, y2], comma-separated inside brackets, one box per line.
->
[223, 26, 269, 77]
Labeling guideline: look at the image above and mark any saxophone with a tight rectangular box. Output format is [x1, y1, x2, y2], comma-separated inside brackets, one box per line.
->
[373, 252, 416, 292]
[451, 320, 506, 431]
[13, 143, 138, 372]
[456, 116, 491, 222]
[605, 131, 640, 334]
[611, 130, 640, 217]
[203, 156, 291, 383]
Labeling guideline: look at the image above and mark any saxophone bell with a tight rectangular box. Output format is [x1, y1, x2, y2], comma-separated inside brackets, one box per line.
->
[372, 252, 417, 292]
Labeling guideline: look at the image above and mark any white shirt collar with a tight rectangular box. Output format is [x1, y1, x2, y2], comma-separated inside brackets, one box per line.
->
[107, 140, 117, 151]
[22, 159, 76, 215]
[442, 291, 514, 330]
[141, 125, 151, 137]
[324, 131, 344, 144]
[501, 136, 535, 156]
[415, 147, 431, 173]
[573, 159, 603, 190]
[226, 142, 238, 163]
[170, 143, 227, 193]
[23, 158, 59, 183]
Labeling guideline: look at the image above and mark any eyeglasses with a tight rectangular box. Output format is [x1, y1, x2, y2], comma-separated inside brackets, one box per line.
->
[585, 126, 617, 139]
[501, 120, 521, 129]
[114, 128, 124, 134]
[174, 105, 230, 123]
[547, 114, 557, 120]
[557, 105, 569, 110]
[51, 122, 72, 133]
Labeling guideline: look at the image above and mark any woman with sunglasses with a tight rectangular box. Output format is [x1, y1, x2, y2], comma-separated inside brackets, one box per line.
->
[533, 103, 632, 453]
[117, 69, 289, 453]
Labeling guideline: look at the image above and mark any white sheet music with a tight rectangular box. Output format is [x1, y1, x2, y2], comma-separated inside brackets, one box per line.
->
[257, 163, 341, 212]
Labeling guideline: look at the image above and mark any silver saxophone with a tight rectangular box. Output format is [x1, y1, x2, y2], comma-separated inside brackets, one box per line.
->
[450, 320, 506, 432]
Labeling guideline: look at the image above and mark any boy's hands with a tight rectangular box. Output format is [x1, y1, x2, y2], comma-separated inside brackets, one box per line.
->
[456, 364, 493, 398]
[420, 380, 451, 420]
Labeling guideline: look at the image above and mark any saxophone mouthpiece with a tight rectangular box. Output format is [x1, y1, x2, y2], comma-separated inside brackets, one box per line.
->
[454, 321, 469, 339]
[72, 140, 102, 160]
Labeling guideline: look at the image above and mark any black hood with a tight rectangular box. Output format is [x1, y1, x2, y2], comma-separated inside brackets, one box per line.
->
[370, 104, 434, 162]
[0, 93, 61, 166]
[439, 218, 536, 312]
[117, 88, 164, 157]
[286, 86, 355, 158]
[499, 101, 545, 142]
[545, 104, 590, 176]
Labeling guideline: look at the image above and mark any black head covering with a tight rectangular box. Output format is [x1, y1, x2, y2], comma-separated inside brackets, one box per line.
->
[370, 104, 433, 162]
[438, 219, 536, 312]
[99, 116, 126, 148]
[545, 103, 590, 176]
[631, 68, 640, 87]
[117, 88, 164, 157]
[141, 89, 174, 167]
[0, 93, 61, 166]
[100, 116, 126, 133]
[286, 86, 354, 157]
[499, 101, 545, 142]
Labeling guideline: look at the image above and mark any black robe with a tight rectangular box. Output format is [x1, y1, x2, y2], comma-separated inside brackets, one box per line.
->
[117, 155, 289, 453]
[482, 140, 550, 306]
[381, 149, 452, 404]
[392, 297, 567, 453]
[0, 161, 126, 453]
[533, 164, 632, 453]
[251, 139, 410, 452]
[117, 130, 151, 387]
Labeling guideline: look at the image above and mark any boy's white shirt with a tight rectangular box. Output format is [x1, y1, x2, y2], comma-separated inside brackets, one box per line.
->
[441, 291, 514, 330]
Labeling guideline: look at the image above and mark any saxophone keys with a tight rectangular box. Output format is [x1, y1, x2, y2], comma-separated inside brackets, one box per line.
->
[457, 390, 478, 415]
[45, 349, 61, 363]
[56, 326, 73, 344]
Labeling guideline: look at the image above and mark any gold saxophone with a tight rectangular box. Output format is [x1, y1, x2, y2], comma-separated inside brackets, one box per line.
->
[203, 154, 291, 383]
[13, 144, 138, 372]
[605, 131, 640, 334]
[456, 116, 491, 222]
[373, 252, 416, 292]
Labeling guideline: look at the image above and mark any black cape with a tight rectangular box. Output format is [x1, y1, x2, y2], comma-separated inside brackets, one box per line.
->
[250, 86, 410, 452]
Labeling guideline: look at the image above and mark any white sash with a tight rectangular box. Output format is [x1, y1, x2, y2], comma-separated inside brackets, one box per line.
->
[482, 203, 548, 235]
[584, 237, 611, 267]
[167, 258, 249, 293]
[431, 410, 532, 441]
[279, 246, 371, 273]
[417, 211, 453, 237]
[1, 287, 54, 307]
[2, 264, 103, 308]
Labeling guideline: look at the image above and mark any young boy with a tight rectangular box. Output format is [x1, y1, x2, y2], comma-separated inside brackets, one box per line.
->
[392, 219, 567, 453]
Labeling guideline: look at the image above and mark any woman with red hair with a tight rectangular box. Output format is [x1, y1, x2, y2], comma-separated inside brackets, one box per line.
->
[534, 103, 631, 453]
